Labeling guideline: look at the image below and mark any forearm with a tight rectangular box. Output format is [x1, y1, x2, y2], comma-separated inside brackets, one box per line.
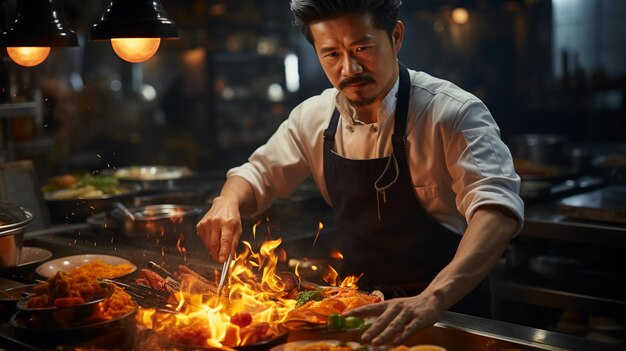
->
[421, 205, 518, 313]
[217, 175, 257, 216]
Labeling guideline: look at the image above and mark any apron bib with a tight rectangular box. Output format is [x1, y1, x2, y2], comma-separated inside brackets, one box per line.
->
[323, 63, 491, 317]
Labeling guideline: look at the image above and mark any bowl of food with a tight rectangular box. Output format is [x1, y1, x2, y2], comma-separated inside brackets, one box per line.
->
[16, 270, 115, 327]
[42, 173, 141, 222]
[109, 165, 195, 192]
[0, 284, 35, 318]
[0, 202, 34, 269]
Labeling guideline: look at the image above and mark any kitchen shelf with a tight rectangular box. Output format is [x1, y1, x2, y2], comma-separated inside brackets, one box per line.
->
[492, 281, 626, 318]
[0, 101, 40, 118]
[522, 200, 626, 246]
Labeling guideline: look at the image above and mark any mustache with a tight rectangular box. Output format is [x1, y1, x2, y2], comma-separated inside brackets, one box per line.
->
[338, 74, 376, 90]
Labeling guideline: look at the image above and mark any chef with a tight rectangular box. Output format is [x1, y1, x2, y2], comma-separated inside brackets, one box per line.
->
[197, 0, 524, 345]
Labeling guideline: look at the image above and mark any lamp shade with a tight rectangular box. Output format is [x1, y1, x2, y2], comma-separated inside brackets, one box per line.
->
[90, 0, 179, 40]
[0, 0, 78, 47]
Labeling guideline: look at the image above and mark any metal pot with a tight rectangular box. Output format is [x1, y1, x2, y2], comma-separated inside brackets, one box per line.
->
[110, 204, 204, 248]
[45, 184, 141, 223]
[0, 202, 34, 269]
[508, 134, 567, 166]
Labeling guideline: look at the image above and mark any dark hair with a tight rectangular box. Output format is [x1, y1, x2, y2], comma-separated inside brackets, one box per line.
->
[290, 0, 402, 44]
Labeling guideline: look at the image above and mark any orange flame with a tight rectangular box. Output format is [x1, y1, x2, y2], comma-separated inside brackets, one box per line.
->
[312, 221, 324, 246]
[136, 238, 297, 348]
[329, 250, 344, 260]
[252, 219, 262, 240]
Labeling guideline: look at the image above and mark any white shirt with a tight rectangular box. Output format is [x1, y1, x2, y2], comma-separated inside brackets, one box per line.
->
[228, 69, 524, 235]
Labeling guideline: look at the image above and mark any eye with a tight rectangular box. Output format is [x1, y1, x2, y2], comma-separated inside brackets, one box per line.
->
[355, 46, 370, 52]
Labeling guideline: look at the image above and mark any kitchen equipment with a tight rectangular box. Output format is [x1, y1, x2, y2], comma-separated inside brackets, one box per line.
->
[113, 201, 137, 220]
[110, 204, 204, 247]
[0, 160, 48, 230]
[44, 183, 141, 223]
[558, 185, 626, 224]
[10, 304, 137, 332]
[16, 287, 113, 328]
[593, 154, 626, 184]
[528, 255, 581, 279]
[215, 252, 233, 306]
[0, 284, 34, 318]
[102, 279, 172, 311]
[106, 165, 196, 192]
[147, 261, 180, 290]
[508, 134, 567, 166]
[0, 201, 34, 269]
[2, 247, 53, 270]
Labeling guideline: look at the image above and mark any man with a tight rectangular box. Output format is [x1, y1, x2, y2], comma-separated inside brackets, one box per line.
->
[197, 0, 524, 345]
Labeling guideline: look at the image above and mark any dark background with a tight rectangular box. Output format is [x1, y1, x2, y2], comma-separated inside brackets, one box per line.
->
[1, 0, 625, 179]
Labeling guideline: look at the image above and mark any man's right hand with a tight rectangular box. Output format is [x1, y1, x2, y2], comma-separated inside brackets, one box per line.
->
[196, 195, 243, 263]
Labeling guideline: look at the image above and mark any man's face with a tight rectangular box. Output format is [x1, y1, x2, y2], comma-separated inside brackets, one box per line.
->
[310, 12, 402, 108]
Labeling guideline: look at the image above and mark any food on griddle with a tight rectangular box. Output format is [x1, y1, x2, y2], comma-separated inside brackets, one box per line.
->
[135, 268, 179, 293]
[285, 287, 382, 327]
[134, 265, 217, 295]
[295, 289, 324, 306]
[42, 172, 128, 199]
[177, 264, 217, 294]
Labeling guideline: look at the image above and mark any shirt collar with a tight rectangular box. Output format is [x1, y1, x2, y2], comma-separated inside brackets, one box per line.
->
[334, 75, 400, 125]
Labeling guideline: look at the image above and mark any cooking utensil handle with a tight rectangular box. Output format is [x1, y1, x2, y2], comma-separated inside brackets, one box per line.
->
[215, 252, 233, 306]
[113, 202, 136, 221]
[148, 261, 177, 281]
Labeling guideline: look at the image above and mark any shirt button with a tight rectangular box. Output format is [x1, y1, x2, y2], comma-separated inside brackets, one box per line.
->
[347, 125, 355, 132]
[370, 125, 379, 133]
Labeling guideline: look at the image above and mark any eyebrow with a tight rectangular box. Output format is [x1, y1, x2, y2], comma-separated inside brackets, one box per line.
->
[318, 35, 375, 54]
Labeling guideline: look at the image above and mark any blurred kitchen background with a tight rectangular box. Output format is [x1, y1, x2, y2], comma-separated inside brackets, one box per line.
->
[1, 0, 626, 344]
[1, 0, 624, 178]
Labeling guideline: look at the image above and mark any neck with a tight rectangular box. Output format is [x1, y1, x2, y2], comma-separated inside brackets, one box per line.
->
[353, 104, 379, 124]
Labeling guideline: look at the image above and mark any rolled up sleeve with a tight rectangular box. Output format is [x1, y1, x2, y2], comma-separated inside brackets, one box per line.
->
[448, 100, 525, 235]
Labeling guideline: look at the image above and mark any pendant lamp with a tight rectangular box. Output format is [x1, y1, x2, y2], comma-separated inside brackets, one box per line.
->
[90, 0, 179, 63]
[0, 0, 78, 67]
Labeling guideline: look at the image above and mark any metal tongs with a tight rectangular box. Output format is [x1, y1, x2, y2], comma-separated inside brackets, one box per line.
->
[214, 252, 233, 307]
[102, 278, 173, 311]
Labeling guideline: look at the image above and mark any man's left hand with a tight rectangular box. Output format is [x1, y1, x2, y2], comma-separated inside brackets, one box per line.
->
[343, 294, 444, 346]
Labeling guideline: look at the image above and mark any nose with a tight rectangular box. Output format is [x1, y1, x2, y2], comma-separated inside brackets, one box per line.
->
[341, 54, 363, 76]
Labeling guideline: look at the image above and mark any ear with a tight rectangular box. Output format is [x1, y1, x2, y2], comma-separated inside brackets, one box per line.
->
[392, 20, 404, 53]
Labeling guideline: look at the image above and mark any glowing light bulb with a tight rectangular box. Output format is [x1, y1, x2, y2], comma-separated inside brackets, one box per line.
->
[6, 47, 51, 67]
[451, 7, 469, 25]
[110, 38, 161, 63]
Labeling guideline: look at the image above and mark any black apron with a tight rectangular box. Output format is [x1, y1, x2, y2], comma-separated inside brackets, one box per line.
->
[322, 63, 492, 318]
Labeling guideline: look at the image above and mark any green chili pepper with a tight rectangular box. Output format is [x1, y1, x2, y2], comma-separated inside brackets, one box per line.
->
[327, 313, 347, 331]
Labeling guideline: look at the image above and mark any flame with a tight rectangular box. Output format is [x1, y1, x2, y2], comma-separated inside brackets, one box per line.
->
[136, 238, 297, 348]
[312, 221, 324, 246]
[322, 265, 361, 289]
[329, 250, 344, 260]
[252, 219, 262, 240]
